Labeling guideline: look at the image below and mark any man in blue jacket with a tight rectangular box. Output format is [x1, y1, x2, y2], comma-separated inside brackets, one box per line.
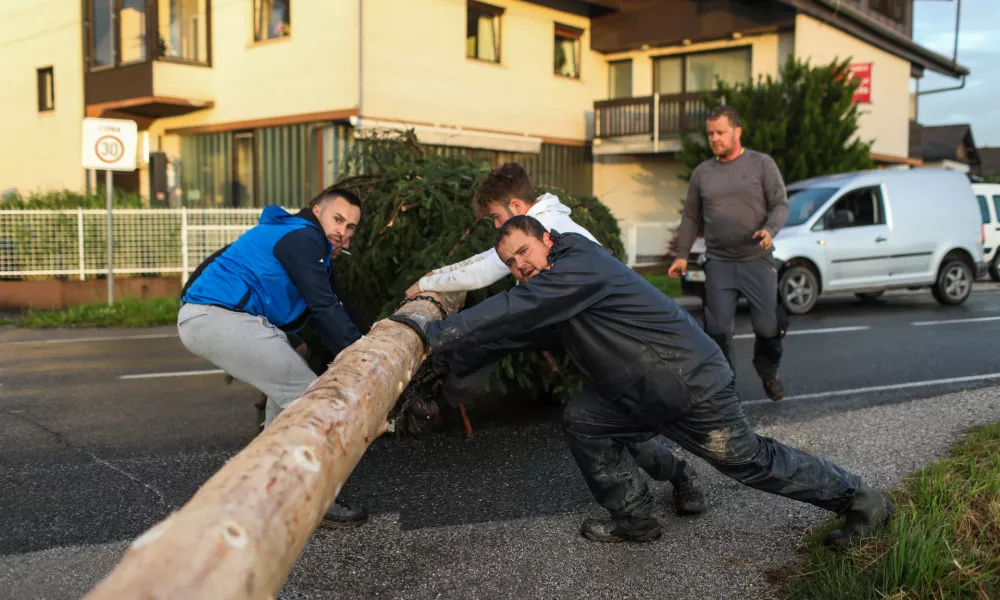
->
[389, 216, 893, 547]
[177, 186, 368, 528]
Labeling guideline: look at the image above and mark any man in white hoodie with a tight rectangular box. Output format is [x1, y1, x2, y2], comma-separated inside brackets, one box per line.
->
[403, 162, 708, 517]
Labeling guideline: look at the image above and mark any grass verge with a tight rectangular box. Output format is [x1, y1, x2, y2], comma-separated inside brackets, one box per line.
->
[781, 421, 1000, 600]
[17, 297, 181, 328]
[643, 273, 683, 298]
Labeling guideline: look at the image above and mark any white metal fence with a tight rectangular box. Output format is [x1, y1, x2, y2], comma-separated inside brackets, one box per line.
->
[0, 209, 677, 280]
[0, 208, 266, 282]
[619, 220, 678, 267]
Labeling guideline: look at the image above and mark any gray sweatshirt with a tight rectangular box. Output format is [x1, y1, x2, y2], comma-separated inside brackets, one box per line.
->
[675, 149, 789, 261]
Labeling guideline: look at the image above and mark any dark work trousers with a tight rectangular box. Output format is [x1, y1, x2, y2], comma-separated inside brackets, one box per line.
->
[562, 380, 861, 519]
[703, 255, 783, 382]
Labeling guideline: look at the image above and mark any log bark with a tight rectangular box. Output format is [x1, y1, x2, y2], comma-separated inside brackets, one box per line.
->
[82, 292, 466, 600]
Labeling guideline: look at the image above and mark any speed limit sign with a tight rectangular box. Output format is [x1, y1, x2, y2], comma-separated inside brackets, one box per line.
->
[82, 118, 137, 171]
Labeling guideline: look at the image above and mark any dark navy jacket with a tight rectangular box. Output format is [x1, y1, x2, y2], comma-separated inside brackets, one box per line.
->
[426, 232, 733, 421]
[181, 205, 362, 355]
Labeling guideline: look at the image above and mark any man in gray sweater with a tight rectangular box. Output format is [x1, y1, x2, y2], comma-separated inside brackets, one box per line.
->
[669, 106, 789, 400]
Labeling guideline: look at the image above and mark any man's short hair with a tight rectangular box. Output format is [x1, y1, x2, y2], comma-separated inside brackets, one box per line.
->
[495, 215, 548, 249]
[309, 185, 362, 210]
[707, 105, 742, 128]
[473, 162, 537, 216]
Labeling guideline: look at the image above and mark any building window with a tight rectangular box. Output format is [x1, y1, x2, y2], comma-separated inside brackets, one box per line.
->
[869, 0, 905, 24]
[254, 0, 290, 42]
[608, 60, 632, 99]
[158, 0, 210, 63]
[467, 1, 502, 63]
[653, 47, 752, 95]
[554, 23, 582, 79]
[37, 67, 54, 112]
[120, 0, 148, 63]
[91, 0, 114, 68]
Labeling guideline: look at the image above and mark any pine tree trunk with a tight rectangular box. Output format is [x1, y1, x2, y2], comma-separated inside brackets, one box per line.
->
[82, 292, 466, 600]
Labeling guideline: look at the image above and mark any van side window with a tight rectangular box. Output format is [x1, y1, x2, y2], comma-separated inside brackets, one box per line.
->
[977, 195, 991, 223]
[817, 185, 884, 230]
[993, 195, 1000, 223]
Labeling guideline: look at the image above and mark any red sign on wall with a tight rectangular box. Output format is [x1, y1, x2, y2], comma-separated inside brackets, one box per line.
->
[848, 63, 873, 104]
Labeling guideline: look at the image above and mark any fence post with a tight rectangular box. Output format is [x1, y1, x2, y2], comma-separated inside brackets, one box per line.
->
[653, 92, 660, 153]
[77, 208, 86, 281]
[180, 207, 189, 285]
[628, 222, 638, 268]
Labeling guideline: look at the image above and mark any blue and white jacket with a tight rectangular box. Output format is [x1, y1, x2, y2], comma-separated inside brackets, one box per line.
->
[181, 205, 362, 355]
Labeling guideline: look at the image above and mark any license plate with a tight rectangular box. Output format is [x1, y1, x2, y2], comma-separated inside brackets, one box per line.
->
[684, 270, 706, 282]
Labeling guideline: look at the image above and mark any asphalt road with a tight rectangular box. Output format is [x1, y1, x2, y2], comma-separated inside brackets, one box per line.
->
[1, 288, 999, 599]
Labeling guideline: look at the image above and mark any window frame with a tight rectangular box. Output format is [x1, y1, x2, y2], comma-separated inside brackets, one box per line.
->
[651, 46, 752, 96]
[466, 0, 504, 64]
[85, 0, 213, 71]
[553, 22, 583, 80]
[253, 0, 291, 44]
[812, 185, 886, 231]
[607, 58, 632, 99]
[37, 66, 55, 112]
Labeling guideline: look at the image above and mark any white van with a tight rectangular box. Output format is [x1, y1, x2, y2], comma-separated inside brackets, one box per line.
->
[971, 182, 1000, 281]
[770, 168, 986, 314]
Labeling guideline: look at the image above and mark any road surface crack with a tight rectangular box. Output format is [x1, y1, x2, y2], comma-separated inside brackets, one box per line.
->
[7, 410, 176, 510]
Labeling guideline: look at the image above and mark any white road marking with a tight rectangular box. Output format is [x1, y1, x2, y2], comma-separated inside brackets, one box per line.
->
[911, 316, 1000, 326]
[2, 333, 178, 347]
[733, 325, 869, 339]
[745, 372, 1000, 405]
[119, 369, 226, 380]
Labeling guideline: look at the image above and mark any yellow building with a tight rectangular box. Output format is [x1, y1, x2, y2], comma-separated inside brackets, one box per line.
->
[0, 0, 969, 225]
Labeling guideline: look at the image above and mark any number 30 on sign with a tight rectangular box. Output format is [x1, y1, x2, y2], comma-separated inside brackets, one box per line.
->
[81, 118, 138, 171]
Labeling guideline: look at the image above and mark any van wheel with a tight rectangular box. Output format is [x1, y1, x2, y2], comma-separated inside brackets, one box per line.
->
[855, 291, 885, 302]
[990, 255, 1000, 282]
[779, 265, 819, 315]
[932, 260, 973, 306]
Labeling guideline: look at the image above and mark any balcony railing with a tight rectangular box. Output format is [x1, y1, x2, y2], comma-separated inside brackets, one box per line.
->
[594, 92, 721, 145]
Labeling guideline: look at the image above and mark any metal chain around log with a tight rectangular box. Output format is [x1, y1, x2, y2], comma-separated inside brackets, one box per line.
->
[82, 291, 466, 600]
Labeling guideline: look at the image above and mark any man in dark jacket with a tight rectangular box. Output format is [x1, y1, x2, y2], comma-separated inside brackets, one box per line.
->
[177, 185, 369, 529]
[389, 216, 893, 546]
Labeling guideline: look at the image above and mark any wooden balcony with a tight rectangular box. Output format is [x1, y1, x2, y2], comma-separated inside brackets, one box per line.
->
[593, 92, 720, 155]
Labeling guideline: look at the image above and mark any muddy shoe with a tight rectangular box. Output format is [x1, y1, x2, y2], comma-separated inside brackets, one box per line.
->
[318, 500, 369, 530]
[823, 483, 895, 550]
[672, 465, 708, 515]
[581, 516, 662, 543]
[763, 377, 784, 401]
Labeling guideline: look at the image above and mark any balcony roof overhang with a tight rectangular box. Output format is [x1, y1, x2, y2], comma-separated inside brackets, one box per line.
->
[773, 0, 969, 79]
[86, 96, 215, 121]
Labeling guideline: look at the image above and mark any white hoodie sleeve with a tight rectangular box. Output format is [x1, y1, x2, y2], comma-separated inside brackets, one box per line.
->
[417, 246, 511, 293]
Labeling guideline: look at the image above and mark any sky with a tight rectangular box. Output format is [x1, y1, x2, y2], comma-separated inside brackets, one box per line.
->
[912, 0, 1000, 147]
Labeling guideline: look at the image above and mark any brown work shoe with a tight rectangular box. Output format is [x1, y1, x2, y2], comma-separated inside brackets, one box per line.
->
[580, 516, 662, 543]
[672, 465, 708, 515]
[763, 377, 784, 401]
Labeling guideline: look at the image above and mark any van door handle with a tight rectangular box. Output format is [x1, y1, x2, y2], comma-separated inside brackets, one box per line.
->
[875, 236, 887, 243]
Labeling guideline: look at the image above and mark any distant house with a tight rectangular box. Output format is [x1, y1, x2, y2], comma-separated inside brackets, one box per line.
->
[910, 124, 981, 174]
[977, 147, 1000, 179]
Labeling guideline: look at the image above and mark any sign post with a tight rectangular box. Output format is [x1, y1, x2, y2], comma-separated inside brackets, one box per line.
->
[82, 118, 137, 305]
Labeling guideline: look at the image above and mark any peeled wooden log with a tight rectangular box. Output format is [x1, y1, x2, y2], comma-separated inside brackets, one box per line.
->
[83, 292, 466, 600]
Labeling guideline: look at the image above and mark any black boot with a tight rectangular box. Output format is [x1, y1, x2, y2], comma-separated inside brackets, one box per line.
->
[672, 465, 708, 515]
[762, 376, 784, 401]
[823, 483, 894, 550]
[581, 516, 662, 543]
[580, 517, 663, 542]
[318, 500, 369, 530]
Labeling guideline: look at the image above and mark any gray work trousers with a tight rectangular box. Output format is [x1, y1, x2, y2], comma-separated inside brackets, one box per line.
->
[703, 255, 783, 381]
[177, 303, 317, 428]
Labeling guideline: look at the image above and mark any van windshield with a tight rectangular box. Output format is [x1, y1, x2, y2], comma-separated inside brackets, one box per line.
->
[785, 187, 838, 226]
